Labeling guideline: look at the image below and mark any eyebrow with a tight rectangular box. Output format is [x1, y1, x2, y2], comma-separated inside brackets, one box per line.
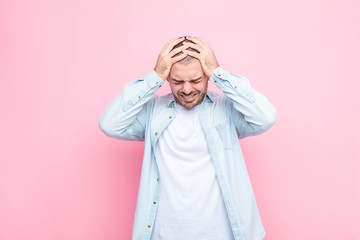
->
[171, 76, 202, 82]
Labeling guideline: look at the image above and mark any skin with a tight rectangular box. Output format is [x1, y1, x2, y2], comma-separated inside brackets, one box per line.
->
[168, 60, 208, 109]
[154, 36, 219, 109]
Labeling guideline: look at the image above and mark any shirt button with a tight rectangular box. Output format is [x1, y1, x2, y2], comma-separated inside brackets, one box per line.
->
[155, 132, 158, 136]
[155, 81, 158, 85]
[169, 116, 172, 119]
[138, 96, 141, 99]
[153, 201, 157, 204]
[148, 224, 151, 228]
[154, 156, 156, 160]
[235, 86, 238, 88]
[217, 73, 221, 77]
[157, 177, 160, 182]
[214, 79, 217, 83]
[207, 100, 210, 103]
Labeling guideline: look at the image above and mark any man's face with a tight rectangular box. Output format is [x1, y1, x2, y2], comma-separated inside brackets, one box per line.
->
[168, 60, 208, 109]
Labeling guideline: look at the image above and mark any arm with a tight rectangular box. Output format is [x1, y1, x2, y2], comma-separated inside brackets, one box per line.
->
[184, 37, 277, 138]
[98, 71, 163, 141]
[211, 67, 277, 138]
[99, 37, 189, 141]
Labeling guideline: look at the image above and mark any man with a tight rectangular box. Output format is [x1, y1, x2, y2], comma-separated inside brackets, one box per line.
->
[99, 36, 277, 240]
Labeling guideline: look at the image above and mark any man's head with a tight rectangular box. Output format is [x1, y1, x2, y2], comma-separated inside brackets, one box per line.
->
[167, 38, 209, 109]
[171, 39, 199, 65]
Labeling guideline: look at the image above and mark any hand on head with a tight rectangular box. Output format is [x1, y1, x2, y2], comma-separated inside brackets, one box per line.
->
[154, 37, 188, 80]
[154, 36, 219, 80]
[181, 36, 219, 78]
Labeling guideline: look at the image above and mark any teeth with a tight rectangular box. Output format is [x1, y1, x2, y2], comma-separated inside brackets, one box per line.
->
[182, 94, 196, 101]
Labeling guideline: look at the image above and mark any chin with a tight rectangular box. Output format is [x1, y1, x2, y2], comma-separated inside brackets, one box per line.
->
[176, 96, 203, 109]
[182, 101, 199, 109]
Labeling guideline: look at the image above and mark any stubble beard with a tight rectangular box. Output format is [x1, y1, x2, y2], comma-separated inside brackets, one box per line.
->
[175, 91, 206, 109]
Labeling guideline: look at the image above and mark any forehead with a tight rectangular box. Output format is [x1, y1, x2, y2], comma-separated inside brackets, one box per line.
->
[169, 60, 204, 80]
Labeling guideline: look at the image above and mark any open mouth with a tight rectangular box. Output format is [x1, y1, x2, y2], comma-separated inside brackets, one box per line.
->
[180, 93, 197, 102]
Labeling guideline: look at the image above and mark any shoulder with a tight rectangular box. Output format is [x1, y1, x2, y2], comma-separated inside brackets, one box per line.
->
[207, 91, 220, 100]
[207, 91, 228, 105]
[156, 93, 174, 105]
[147, 93, 174, 113]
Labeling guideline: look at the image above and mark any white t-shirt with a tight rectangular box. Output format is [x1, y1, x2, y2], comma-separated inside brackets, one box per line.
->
[151, 104, 234, 240]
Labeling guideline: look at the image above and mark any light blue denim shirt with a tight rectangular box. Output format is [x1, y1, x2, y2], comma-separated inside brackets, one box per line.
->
[99, 67, 277, 240]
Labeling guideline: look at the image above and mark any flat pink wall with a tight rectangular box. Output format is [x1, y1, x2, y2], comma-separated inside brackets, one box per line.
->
[1, 0, 359, 239]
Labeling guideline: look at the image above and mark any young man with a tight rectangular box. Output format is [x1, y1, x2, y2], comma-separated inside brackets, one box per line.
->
[99, 36, 277, 240]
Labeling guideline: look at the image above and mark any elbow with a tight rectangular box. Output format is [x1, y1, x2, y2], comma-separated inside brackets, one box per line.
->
[268, 106, 278, 127]
[98, 118, 111, 136]
[98, 116, 131, 140]
[261, 106, 277, 131]
[98, 117, 119, 138]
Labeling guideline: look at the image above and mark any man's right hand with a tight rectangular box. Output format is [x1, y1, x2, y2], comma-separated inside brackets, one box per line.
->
[154, 37, 189, 80]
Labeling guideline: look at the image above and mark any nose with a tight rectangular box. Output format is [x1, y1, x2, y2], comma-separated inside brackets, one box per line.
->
[182, 82, 192, 95]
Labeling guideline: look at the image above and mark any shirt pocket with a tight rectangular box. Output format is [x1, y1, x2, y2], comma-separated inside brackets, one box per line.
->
[215, 122, 238, 150]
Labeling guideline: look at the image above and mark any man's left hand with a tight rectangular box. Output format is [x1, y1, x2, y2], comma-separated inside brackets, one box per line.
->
[184, 37, 219, 78]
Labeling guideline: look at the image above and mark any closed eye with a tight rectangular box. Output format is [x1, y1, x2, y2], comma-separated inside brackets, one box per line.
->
[172, 80, 183, 85]
[171, 77, 202, 84]
[190, 77, 202, 83]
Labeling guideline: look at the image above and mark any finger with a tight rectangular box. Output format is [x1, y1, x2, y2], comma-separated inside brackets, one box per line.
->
[160, 38, 183, 57]
[162, 37, 184, 51]
[171, 52, 188, 63]
[184, 49, 200, 59]
[164, 37, 186, 54]
[169, 45, 188, 58]
[196, 38, 211, 49]
[186, 36, 208, 49]
[183, 41, 203, 54]
[188, 36, 210, 48]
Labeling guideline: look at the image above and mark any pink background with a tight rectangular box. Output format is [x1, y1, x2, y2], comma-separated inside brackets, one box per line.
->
[1, 0, 359, 239]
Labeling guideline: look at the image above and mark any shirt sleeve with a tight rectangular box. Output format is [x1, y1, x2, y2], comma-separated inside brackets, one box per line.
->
[98, 70, 164, 141]
[210, 67, 277, 138]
